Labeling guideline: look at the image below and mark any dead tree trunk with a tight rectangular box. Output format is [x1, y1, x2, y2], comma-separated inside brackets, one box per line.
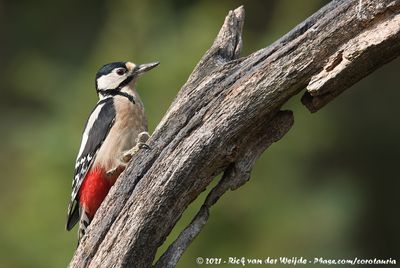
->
[69, 0, 400, 267]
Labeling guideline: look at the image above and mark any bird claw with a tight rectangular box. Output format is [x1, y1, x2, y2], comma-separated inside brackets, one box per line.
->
[137, 132, 150, 147]
[138, 143, 151, 150]
[106, 167, 117, 176]
[122, 132, 151, 162]
[106, 165, 122, 176]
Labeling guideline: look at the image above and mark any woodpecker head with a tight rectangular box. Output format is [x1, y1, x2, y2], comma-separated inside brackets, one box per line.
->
[95, 61, 159, 93]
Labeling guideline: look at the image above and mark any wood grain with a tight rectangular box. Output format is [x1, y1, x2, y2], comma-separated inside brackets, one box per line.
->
[69, 1, 400, 267]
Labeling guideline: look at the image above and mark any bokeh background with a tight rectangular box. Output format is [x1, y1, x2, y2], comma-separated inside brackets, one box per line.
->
[1, 0, 399, 267]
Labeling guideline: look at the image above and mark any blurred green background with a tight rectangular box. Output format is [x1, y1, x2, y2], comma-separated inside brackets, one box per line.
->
[1, 0, 399, 267]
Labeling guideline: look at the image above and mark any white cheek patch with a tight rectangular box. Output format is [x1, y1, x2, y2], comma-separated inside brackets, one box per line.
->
[97, 72, 125, 90]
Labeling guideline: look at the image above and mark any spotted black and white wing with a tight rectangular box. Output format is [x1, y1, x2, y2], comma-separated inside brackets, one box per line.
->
[66, 97, 116, 230]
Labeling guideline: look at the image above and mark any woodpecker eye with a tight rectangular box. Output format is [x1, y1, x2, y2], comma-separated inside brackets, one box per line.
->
[116, 68, 126, 76]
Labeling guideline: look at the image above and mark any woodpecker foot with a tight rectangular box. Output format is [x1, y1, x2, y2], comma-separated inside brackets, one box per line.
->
[106, 163, 126, 177]
[122, 132, 151, 162]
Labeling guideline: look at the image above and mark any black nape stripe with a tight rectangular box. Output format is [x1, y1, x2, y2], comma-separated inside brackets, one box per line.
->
[99, 90, 135, 104]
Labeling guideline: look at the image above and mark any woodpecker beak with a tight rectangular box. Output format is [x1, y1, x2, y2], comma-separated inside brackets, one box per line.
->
[135, 62, 160, 75]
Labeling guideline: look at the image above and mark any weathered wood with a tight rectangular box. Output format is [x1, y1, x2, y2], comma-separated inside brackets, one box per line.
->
[154, 111, 294, 268]
[69, 1, 400, 267]
[302, 0, 400, 112]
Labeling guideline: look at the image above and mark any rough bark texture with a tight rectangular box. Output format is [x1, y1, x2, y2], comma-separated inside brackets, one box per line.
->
[69, 0, 400, 267]
[154, 111, 294, 268]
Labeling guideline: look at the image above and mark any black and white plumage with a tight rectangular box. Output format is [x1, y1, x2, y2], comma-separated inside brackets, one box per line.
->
[73, 99, 116, 194]
[66, 97, 116, 230]
[66, 61, 159, 242]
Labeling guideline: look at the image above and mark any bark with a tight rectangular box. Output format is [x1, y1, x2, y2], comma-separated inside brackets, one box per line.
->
[69, 0, 400, 267]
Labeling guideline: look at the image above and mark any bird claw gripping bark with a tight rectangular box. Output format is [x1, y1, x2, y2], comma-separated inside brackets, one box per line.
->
[122, 131, 151, 162]
[106, 161, 126, 177]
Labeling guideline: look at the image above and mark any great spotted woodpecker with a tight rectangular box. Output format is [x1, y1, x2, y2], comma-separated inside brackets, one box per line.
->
[66, 61, 159, 242]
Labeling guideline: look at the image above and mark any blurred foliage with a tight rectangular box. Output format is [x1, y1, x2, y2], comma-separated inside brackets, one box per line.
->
[0, 0, 399, 267]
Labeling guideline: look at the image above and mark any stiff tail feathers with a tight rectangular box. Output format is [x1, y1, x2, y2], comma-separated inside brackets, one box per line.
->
[66, 201, 91, 245]
[78, 207, 91, 243]
[66, 200, 79, 231]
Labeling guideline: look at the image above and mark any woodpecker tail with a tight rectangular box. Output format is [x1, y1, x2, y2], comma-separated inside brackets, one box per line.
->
[78, 207, 91, 243]
[66, 200, 80, 231]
